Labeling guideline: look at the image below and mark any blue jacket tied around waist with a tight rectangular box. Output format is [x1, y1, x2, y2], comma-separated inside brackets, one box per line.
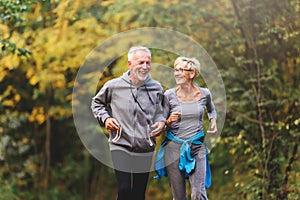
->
[154, 131, 211, 189]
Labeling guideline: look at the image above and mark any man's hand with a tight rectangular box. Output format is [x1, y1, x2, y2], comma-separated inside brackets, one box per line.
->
[150, 121, 165, 137]
[105, 117, 120, 132]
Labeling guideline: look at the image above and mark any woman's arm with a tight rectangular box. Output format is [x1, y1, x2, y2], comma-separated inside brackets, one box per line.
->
[206, 89, 217, 134]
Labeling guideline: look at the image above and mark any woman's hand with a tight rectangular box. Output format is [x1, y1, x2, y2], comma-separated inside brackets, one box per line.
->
[166, 111, 181, 126]
[207, 118, 217, 135]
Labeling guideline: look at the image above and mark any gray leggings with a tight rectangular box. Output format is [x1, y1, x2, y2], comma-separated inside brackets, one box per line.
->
[165, 143, 208, 200]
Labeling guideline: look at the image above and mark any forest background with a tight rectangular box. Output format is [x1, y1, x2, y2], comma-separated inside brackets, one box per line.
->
[0, 0, 299, 199]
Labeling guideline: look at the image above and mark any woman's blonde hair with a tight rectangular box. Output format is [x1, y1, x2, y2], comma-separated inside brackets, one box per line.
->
[174, 56, 201, 77]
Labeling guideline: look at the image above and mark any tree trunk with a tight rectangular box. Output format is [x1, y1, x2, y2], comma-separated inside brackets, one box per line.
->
[277, 137, 299, 199]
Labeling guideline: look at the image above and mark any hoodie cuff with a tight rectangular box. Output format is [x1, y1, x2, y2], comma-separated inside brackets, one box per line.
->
[101, 114, 111, 125]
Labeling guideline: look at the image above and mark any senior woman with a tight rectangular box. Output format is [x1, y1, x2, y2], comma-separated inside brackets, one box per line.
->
[156, 56, 217, 200]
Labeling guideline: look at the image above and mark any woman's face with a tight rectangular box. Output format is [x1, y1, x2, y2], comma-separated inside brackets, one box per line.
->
[128, 50, 151, 83]
[173, 64, 194, 85]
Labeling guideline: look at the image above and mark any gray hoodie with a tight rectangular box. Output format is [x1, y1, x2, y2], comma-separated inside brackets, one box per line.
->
[91, 71, 166, 153]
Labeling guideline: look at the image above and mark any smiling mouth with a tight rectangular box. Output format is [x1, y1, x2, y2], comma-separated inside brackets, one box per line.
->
[139, 71, 149, 75]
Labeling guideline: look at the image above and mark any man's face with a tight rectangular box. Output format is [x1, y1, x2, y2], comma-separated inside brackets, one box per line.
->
[128, 50, 151, 83]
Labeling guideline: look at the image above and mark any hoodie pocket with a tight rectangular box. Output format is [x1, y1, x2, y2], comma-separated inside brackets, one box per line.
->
[133, 137, 156, 153]
[133, 125, 156, 152]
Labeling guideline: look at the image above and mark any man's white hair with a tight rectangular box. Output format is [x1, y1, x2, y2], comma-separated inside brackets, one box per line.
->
[128, 46, 151, 61]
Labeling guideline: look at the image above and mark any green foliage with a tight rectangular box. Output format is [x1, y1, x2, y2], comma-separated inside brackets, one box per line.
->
[217, 0, 300, 199]
[0, 0, 39, 56]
